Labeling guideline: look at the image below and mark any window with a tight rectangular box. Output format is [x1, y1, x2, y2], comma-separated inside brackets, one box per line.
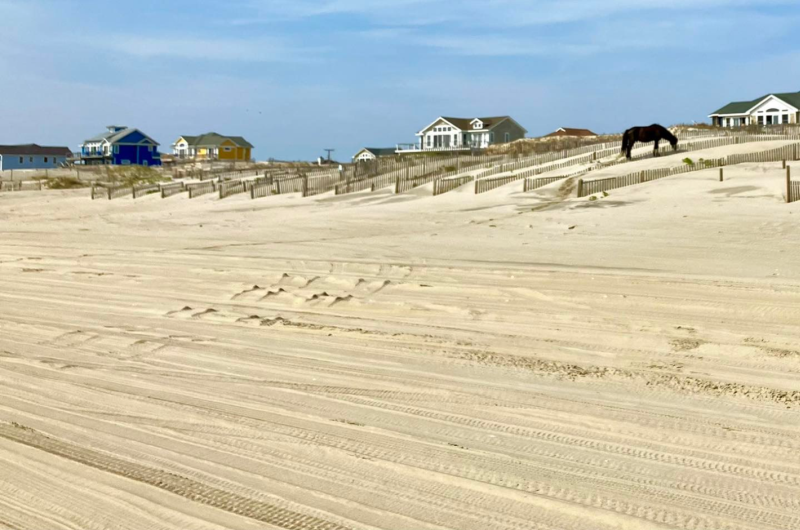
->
[44, 157, 48, 163]
[53, 158, 58, 165]
[224, 147, 232, 152]
[489, 132, 495, 143]
[426, 136, 432, 147]
[783, 115, 789, 124]
[19, 157, 23, 164]
[29, 157, 33, 163]
[504, 132, 511, 142]
[758, 116, 764, 125]
[114, 145, 119, 154]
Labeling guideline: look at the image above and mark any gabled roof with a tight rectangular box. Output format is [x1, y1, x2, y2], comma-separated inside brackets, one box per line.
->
[544, 127, 598, 138]
[84, 127, 159, 146]
[355, 147, 396, 158]
[440, 116, 512, 131]
[176, 133, 254, 149]
[0, 144, 72, 157]
[418, 116, 527, 135]
[710, 92, 800, 115]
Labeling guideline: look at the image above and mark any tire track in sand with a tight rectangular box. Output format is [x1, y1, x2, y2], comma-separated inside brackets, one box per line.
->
[0, 422, 352, 530]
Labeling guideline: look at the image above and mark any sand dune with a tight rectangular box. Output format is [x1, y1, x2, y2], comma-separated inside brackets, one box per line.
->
[1, 148, 799, 529]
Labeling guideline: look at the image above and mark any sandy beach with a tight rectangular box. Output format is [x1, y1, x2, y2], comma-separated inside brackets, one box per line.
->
[1, 147, 799, 530]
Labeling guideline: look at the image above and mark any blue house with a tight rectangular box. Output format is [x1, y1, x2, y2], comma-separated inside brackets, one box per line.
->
[80, 126, 161, 166]
[0, 144, 72, 171]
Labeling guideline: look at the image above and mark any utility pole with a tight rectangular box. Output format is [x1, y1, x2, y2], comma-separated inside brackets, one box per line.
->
[324, 149, 335, 164]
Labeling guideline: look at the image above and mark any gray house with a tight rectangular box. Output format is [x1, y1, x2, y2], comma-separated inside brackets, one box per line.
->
[398, 116, 528, 153]
[0, 144, 72, 171]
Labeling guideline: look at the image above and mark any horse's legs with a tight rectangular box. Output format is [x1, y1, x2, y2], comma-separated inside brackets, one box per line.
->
[626, 144, 633, 160]
[654, 139, 660, 157]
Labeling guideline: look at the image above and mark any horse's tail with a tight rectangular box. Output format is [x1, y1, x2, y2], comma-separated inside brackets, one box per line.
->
[621, 130, 630, 155]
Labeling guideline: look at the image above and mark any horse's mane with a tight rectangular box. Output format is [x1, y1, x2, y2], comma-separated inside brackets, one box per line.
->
[652, 124, 677, 143]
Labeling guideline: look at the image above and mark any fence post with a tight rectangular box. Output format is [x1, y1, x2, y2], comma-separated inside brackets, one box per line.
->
[639, 171, 644, 184]
[395, 176, 401, 194]
[719, 168, 723, 182]
[302, 176, 308, 197]
[788, 166, 792, 204]
[783, 159, 786, 170]
[107, 187, 112, 200]
[577, 179, 584, 197]
[91, 185, 95, 200]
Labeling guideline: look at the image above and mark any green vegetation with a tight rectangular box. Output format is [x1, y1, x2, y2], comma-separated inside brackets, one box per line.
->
[682, 158, 694, 166]
[46, 176, 89, 189]
[103, 166, 168, 187]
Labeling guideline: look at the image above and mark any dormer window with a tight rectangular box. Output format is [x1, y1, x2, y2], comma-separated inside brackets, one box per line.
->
[471, 119, 484, 130]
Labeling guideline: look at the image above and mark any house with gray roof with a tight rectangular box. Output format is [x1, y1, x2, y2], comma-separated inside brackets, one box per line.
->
[0, 144, 71, 171]
[352, 147, 397, 162]
[172, 133, 254, 161]
[397, 116, 528, 153]
[79, 126, 161, 166]
[709, 92, 800, 127]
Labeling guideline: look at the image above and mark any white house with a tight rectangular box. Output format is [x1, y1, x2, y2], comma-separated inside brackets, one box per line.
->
[709, 92, 800, 127]
[352, 147, 397, 162]
[398, 116, 527, 153]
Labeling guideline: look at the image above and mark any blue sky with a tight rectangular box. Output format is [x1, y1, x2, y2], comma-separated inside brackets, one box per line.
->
[0, 0, 798, 161]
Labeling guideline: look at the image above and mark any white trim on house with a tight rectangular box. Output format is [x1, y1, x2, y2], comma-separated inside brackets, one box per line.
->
[709, 95, 799, 118]
[415, 117, 466, 137]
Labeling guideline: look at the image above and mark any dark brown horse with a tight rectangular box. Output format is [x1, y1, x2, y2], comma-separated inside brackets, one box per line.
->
[621, 124, 678, 160]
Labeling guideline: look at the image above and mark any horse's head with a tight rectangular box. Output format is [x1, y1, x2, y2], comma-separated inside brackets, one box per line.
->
[670, 138, 679, 151]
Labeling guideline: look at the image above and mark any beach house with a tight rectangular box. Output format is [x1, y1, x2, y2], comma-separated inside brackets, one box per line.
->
[544, 127, 598, 138]
[80, 126, 161, 166]
[353, 147, 397, 162]
[172, 133, 253, 162]
[396, 116, 527, 153]
[709, 92, 800, 127]
[0, 144, 72, 171]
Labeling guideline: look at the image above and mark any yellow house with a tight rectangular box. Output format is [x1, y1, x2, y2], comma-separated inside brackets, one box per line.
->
[172, 133, 254, 161]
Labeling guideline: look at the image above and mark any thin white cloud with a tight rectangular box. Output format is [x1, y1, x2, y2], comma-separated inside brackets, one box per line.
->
[237, 0, 798, 27]
[100, 36, 324, 63]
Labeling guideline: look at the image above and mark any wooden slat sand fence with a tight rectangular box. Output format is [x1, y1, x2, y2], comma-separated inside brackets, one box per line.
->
[433, 176, 475, 196]
[787, 166, 800, 204]
[250, 180, 276, 199]
[523, 175, 568, 192]
[90, 184, 106, 200]
[132, 183, 160, 199]
[218, 180, 246, 199]
[3, 180, 45, 191]
[395, 168, 460, 194]
[334, 178, 373, 195]
[273, 176, 306, 195]
[187, 181, 216, 198]
[475, 174, 522, 194]
[160, 182, 186, 198]
[577, 142, 800, 198]
[0, 181, 23, 192]
[242, 176, 272, 193]
[107, 185, 134, 200]
[475, 156, 594, 195]
[303, 174, 348, 197]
